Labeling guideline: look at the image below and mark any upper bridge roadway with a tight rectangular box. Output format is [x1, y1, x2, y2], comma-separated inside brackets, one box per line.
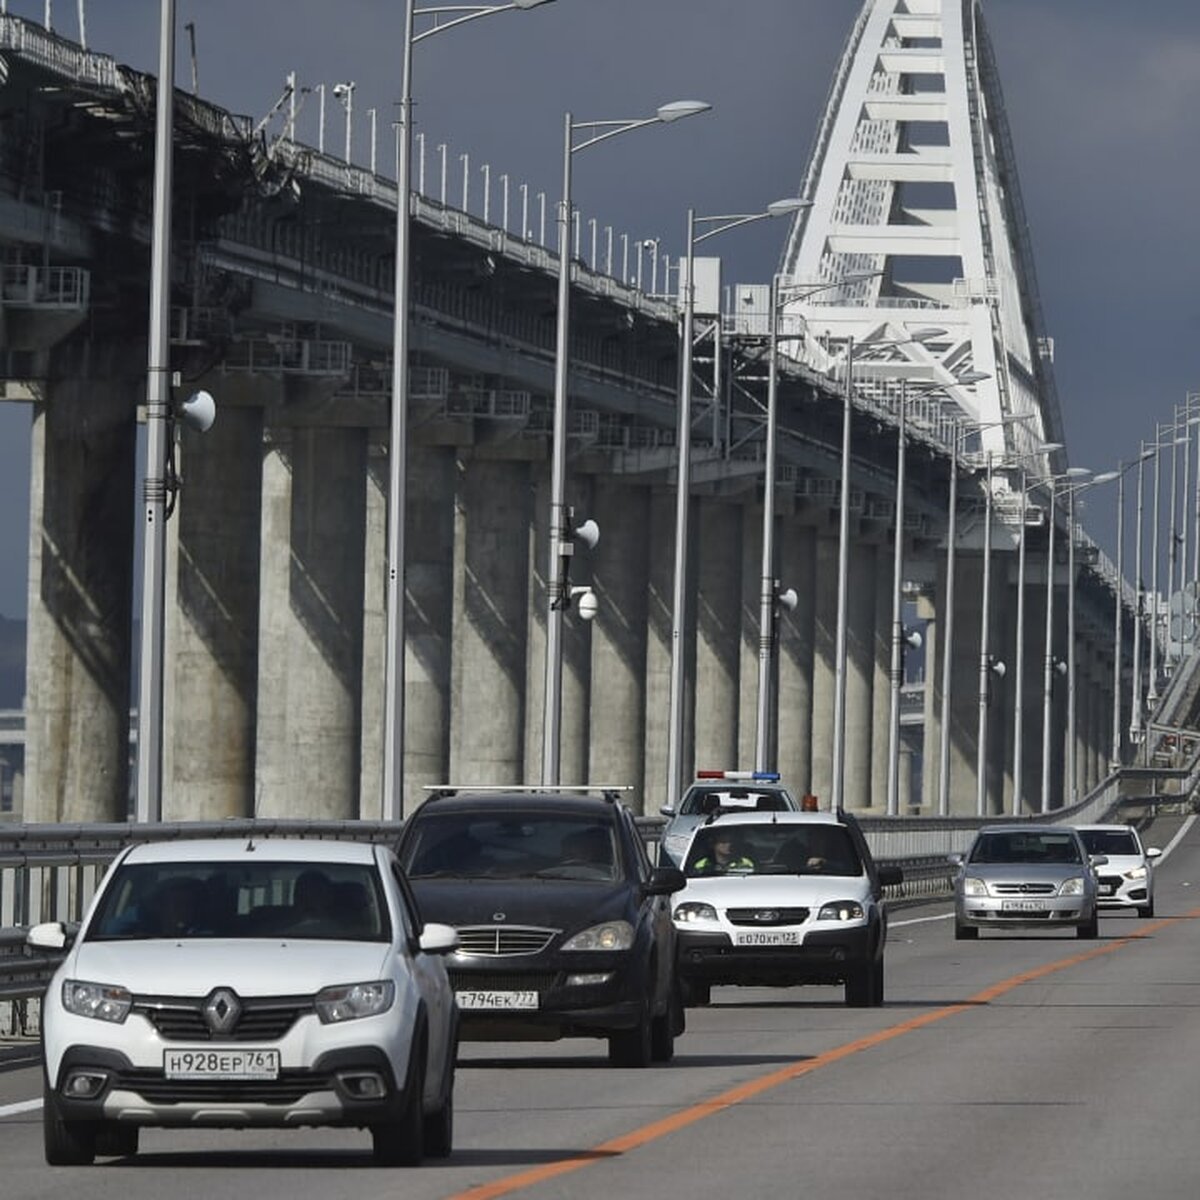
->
[2, 814, 1198, 1200]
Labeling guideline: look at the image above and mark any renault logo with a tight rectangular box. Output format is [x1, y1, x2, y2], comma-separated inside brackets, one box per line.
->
[203, 988, 242, 1035]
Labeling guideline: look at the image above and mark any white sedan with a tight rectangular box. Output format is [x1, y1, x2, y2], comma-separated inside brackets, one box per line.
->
[1075, 823, 1161, 918]
[29, 837, 459, 1166]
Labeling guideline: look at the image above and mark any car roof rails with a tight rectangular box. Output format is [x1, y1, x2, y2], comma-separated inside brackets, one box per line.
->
[420, 784, 633, 803]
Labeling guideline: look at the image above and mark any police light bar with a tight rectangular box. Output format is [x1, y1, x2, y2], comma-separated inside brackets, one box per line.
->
[695, 770, 781, 783]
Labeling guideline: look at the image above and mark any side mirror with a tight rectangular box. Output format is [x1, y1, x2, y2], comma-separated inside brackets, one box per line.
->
[1088, 854, 1108, 868]
[659, 805, 676, 817]
[1146, 847, 1163, 859]
[646, 866, 687, 896]
[877, 865, 904, 888]
[946, 852, 964, 867]
[418, 922, 459, 955]
[27, 921, 70, 951]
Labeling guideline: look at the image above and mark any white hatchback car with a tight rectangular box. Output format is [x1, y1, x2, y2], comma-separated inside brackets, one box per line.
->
[29, 837, 459, 1167]
[1075, 824, 1161, 918]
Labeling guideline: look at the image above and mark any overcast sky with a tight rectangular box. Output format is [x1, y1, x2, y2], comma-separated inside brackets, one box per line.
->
[1, 0, 1198, 619]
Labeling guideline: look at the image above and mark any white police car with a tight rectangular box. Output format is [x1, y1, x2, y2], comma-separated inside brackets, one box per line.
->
[658, 771, 802, 866]
[29, 837, 459, 1166]
[672, 810, 901, 1007]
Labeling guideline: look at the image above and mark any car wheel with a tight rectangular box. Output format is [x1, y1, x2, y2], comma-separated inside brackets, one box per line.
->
[954, 921, 978, 941]
[650, 983, 681, 1063]
[680, 978, 711, 1007]
[1138, 901, 1155, 919]
[423, 1040, 455, 1159]
[608, 1003, 653, 1068]
[94, 1123, 139, 1159]
[868, 958, 885, 1007]
[372, 1042, 425, 1166]
[844, 963, 872, 1007]
[1076, 914, 1099, 940]
[43, 1084, 96, 1167]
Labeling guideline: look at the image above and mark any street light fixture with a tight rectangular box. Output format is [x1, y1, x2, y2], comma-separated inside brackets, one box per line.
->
[382, 0, 554, 821]
[663, 198, 807, 805]
[543, 98, 711, 788]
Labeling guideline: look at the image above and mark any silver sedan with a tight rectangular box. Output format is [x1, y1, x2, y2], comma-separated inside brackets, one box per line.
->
[949, 825, 1105, 940]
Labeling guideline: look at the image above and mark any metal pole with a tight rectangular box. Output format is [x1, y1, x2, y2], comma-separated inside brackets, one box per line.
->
[1066, 487, 1077, 805]
[135, 0, 177, 823]
[1012, 466, 1028, 815]
[753, 274, 780, 772]
[885, 379, 908, 816]
[382, 0, 416, 821]
[1149, 436, 1162, 703]
[831, 337, 855, 812]
[975, 452, 995, 817]
[1040, 485, 1058, 813]
[541, 110, 573, 786]
[666, 208, 697, 803]
[1130, 448, 1146, 745]
[1112, 465, 1125, 767]
[1168, 422, 1179, 625]
[937, 424, 959, 817]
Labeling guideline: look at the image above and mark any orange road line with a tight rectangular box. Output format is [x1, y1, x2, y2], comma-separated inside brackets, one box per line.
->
[444, 909, 1199, 1200]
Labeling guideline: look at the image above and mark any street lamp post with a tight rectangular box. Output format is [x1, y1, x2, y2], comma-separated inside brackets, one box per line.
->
[543, 99, 710, 788]
[1111, 453, 1150, 768]
[1130, 445, 1148, 748]
[975, 450, 1001, 817]
[382, 0, 553, 821]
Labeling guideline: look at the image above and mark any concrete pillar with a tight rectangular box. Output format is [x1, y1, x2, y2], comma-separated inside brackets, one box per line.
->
[587, 478, 649, 811]
[898, 743, 916, 812]
[255, 427, 367, 818]
[945, 552, 983, 815]
[360, 446, 386, 818]
[738, 503, 762, 771]
[694, 499, 740, 770]
[645, 488, 691, 807]
[162, 397, 264, 820]
[869, 540, 891, 812]
[776, 520, 816, 793]
[399, 445, 457, 813]
[24, 357, 135, 822]
[810, 531, 838, 806]
[843, 541, 876, 812]
[450, 456, 531, 785]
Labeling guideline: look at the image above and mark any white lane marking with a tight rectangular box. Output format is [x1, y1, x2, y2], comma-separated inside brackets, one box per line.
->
[0, 1099, 41, 1118]
[1156, 814, 1194, 862]
[892, 912, 953, 927]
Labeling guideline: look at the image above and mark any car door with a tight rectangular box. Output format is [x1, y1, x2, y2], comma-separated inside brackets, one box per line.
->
[624, 808, 675, 1008]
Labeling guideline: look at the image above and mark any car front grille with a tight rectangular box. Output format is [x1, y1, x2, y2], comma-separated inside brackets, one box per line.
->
[1097, 875, 1123, 890]
[448, 970, 558, 994]
[726, 907, 810, 926]
[114, 1068, 331, 1106]
[132, 996, 311, 1042]
[992, 883, 1057, 896]
[454, 925, 559, 956]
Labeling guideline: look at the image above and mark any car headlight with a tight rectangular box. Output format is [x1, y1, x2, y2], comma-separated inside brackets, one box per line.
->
[1125, 866, 1147, 880]
[673, 902, 718, 923]
[314, 981, 395, 1024]
[817, 901, 865, 922]
[1058, 877, 1085, 896]
[62, 980, 132, 1024]
[961, 877, 989, 897]
[561, 920, 634, 951]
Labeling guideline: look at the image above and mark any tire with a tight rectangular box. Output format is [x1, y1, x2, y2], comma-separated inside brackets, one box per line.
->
[43, 1084, 96, 1167]
[868, 958, 885, 1007]
[844, 963, 872, 1007]
[1076, 914, 1099, 940]
[608, 1004, 653, 1068]
[94, 1123, 139, 1159]
[372, 1039, 425, 1166]
[650, 983, 681, 1064]
[422, 1042, 455, 1159]
[680, 978, 711, 1007]
[954, 921, 979, 941]
[1138, 901, 1155, 919]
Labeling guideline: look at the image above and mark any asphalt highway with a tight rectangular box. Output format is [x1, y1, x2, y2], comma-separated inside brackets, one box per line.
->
[4, 817, 1198, 1200]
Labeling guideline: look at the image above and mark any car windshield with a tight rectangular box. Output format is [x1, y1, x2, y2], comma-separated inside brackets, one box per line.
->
[679, 789, 791, 816]
[85, 861, 391, 942]
[969, 832, 1083, 866]
[683, 824, 861, 878]
[1077, 830, 1138, 856]
[402, 813, 619, 882]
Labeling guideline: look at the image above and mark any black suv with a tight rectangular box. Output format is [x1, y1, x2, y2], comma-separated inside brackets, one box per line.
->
[396, 788, 686, 1066]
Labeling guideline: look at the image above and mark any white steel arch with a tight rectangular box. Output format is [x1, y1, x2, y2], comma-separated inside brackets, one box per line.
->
[779, 0, 1064, 465]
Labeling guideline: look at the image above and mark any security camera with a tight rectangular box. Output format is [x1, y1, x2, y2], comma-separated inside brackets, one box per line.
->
[332, 81, 355, 99]
[575, 588, 598, 621]
[179, 389, 216, 433]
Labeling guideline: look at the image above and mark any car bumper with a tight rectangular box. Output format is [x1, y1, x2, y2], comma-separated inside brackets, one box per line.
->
[50, 1044, 411, 1129]
[956, 897, 1092, 927]
[675, 926, 872, 985]
[1095, 880, 1150, 908]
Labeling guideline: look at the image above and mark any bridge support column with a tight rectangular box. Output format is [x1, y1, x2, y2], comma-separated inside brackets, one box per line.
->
[810, 531, 838, 807]
[254, 426, 366, 819]
[738, 502, 762, 771]
[946, 552, 983, 815]
[868, 541, 891, 812]
[450, 456, 531, 785]
[776, 519, 816, 793]
[843, 541, 876, 812]
[162, 391, 264, 821]
[587, 478, 649, 809]
[24, 352, 135, 822]
[694, 500, 741, 772]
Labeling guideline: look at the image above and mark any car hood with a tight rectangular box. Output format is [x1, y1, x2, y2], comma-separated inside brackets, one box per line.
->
[411, 878, 634, 931]
[676, 874, 869, 908]
[1094, 855, 1146, 872]
[68, 938, 391, 996]
[960, 863, 1088, 882]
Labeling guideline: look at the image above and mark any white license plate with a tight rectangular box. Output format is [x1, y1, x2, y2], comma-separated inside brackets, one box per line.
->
[164, 1048, 280, 1080]
[1001, 900, 1049, 912]
[456, 990, 539, 1010]
[734, 930, 801, 946]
